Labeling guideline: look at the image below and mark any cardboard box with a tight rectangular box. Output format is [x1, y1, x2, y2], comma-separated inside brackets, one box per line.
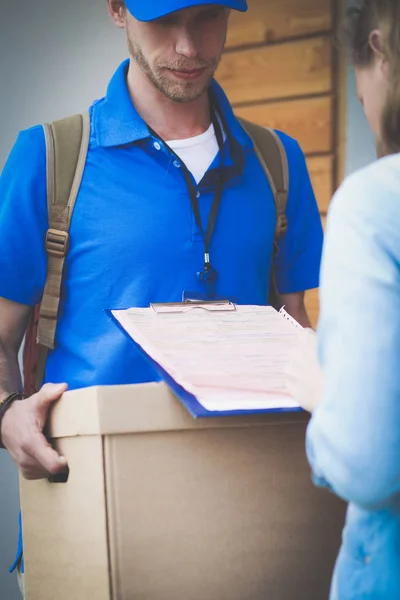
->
[20, 383, 346, 600]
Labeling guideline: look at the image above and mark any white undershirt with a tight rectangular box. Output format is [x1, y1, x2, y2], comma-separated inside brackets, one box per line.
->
[167, 123, 219, 184]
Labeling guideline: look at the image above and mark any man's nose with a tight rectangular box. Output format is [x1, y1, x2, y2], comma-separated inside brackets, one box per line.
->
[175, 26, 201, 59]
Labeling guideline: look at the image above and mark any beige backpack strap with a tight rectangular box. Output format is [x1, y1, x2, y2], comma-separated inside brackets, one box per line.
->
[238, 117, 289, 309]
[36, 112, 90, 390]
[237, 117, 289, 242]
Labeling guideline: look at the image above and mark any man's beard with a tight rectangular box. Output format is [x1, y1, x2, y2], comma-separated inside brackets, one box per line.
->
[127, 36, 221, 103]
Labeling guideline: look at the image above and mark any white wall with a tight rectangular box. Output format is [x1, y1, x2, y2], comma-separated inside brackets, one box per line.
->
[0, 2, 126, 597]
[343, 0, 376, 176]
[344, 61, 377, 176]
[0, 0, 127, 167]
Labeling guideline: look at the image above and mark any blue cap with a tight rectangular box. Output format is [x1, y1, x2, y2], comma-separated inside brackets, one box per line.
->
[124, 1, 248, 22]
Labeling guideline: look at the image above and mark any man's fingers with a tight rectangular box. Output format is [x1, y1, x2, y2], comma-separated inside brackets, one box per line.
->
[36, 383, 68, 411]
[28, 431, 68, 476]
[20, 457, 54, 481]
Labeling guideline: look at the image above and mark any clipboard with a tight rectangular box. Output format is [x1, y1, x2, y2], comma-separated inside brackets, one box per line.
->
[150, 299, 236, 314]
[108, 302, 303, 419]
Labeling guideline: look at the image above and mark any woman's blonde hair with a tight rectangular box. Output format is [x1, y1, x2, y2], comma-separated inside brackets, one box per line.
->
[345, 0, 400, 155]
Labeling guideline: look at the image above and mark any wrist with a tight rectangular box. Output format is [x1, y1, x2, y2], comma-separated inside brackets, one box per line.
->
[0, 392, 26, 449]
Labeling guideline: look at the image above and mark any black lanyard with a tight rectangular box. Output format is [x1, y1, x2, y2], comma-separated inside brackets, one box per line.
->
[148, 106, 225, 296]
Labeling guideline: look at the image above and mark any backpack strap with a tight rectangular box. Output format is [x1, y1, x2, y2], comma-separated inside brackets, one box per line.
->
[237, 117, 289, 243]
[237, 118, 289, 309]
[35, 112, 90, 390]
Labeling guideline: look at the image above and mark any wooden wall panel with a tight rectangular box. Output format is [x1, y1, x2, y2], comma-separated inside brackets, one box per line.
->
[227, 0, 332, 48]
[306, 155, 334, 214]
[222, 0, 337, 327]
[235, 95, 333, 155]
[305, 288, 320, 328]
[218, 36, 332, 105]
[305, 216, 327, 327]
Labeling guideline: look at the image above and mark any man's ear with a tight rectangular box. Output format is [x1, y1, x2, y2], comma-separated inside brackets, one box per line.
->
[107, 0, 126, 29]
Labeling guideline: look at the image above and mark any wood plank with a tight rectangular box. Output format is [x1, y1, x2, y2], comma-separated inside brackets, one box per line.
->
[227, 0, 332, 48]
[218, 36, 332, 105]
[305, 287, 320, 328]
[305, 216, 326, 328]
[236, 95, 333, 155]
[336, 0, 349, 187]
[306, 155, 334, 213]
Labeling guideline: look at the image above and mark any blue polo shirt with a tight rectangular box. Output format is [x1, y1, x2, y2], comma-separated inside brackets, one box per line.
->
[1, 59, 322, 569]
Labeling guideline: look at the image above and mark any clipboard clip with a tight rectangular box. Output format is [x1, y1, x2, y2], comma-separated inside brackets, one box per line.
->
[150, 300, 237, 314]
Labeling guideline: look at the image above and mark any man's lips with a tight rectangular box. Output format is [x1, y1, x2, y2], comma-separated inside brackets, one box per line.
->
[168, 67, 207, 80]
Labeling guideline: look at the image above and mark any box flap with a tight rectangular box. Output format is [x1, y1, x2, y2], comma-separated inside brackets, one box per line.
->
[46, 383, 308, 439]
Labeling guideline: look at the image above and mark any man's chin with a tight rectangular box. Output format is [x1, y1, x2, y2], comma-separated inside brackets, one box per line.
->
[161, 76, 213, 103]
[171, 89, 208, 103]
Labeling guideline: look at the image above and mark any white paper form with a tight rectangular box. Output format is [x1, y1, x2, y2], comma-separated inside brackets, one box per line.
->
[112, 305, 301, 412]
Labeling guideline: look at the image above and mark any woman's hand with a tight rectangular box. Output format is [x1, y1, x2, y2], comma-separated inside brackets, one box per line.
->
[286, 328, 325, 413]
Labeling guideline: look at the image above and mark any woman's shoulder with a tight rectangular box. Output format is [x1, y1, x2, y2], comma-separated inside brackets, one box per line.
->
[329, 154, 400, 228]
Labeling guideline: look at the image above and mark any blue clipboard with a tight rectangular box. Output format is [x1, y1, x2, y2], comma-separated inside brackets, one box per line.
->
[107, 306, 303, 420]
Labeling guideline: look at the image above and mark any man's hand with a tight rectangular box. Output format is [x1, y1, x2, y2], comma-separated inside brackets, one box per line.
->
[286, 328, 324, 413]
[1, 383, 68, 480]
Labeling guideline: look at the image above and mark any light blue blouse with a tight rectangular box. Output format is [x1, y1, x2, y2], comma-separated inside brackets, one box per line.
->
[307, 154, 400, 599]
